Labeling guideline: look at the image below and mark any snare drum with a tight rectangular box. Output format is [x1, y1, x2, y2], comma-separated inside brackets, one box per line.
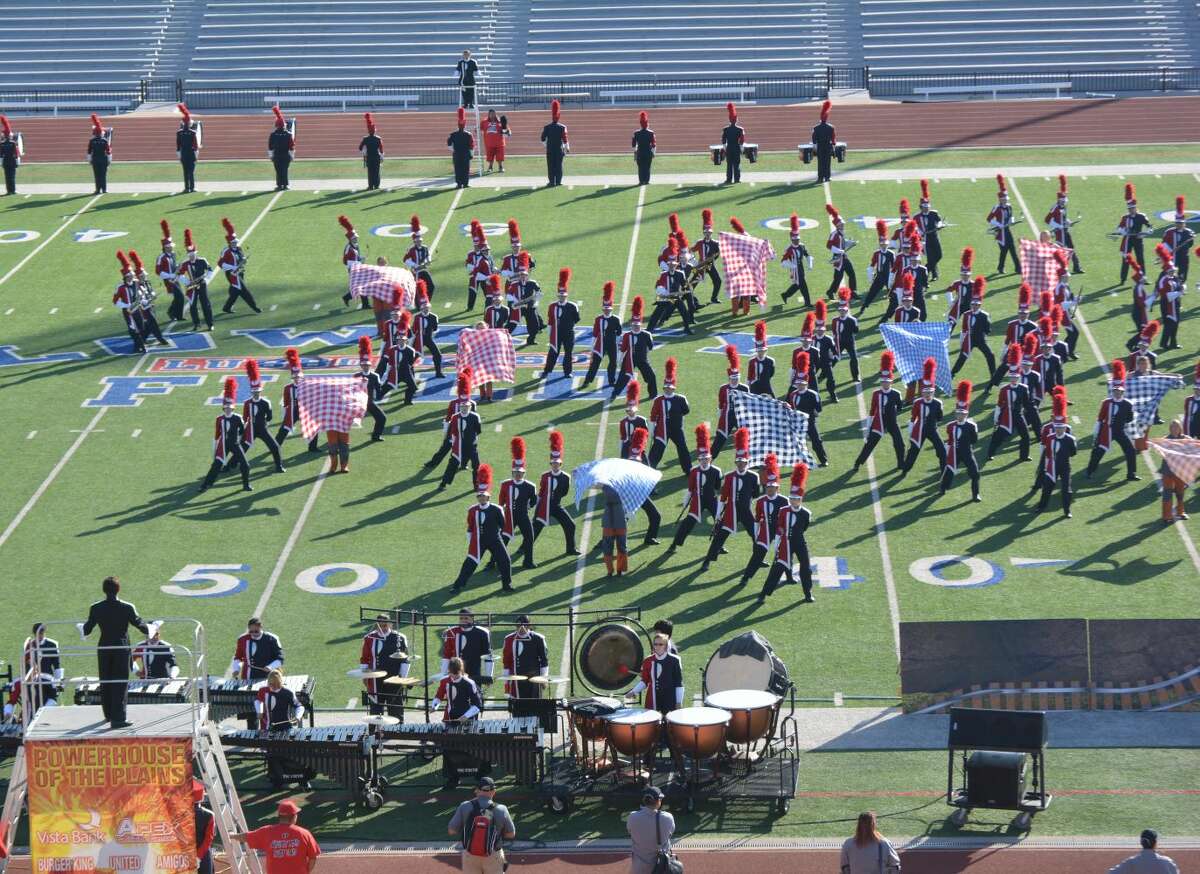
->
[605, 707, 662, 757]
[744, 144, 759, 164]
[665, 707, 730, 760]
[568, 696, 621, 741]
[835, 142, 848, 163]
[709, 145, 725, 166]
[705, 689, 780, 745]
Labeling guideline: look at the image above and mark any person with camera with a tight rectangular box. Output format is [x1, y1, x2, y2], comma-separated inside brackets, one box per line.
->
[627, 786, 677, 874]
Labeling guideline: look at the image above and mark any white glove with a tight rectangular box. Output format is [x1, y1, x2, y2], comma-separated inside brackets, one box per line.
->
[675, 687, 685, 708]
[229, 659, 242, 678]
[169, 666, 180, 679]
[439, 658, 449, 676]
[806, 256, 814, 270]
[431, 698, 443, 711]
[540, 667, 550, 678]
[462, 705, 480, 719]
[53, 668, 64, 683]
[76, 623, 86, 641]
[294, 705, 306, 722]
[358, 664, 369, 672]
[2, 703, 13, 719]
[147, 620, 163, 636]
[253, 699, 263, 715]
[266, 660, 282, 672]
[399, 662, 411, 678]
[628, 680, 646, 697]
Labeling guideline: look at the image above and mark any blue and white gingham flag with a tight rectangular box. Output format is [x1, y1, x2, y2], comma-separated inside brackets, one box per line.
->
[730, 392, 816, 467]
[879, 322, 953, 393]
[1124, 373, 1184, 438]
[572, 458, 662, 517]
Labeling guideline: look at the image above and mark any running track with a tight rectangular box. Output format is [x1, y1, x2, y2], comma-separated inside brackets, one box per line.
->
[12, 96, 1200, 163]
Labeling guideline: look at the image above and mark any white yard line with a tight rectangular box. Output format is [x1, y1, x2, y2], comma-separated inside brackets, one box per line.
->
[828, 180, 902, 659]
[556, 185, 647, 685]
[0, 194, 102, 288]
[1008, 176, 1200, 575]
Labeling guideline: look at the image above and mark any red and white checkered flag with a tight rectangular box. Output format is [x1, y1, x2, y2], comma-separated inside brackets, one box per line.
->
[1148, 437, 1200, 486]
[1019, 239, 1073, 296]
[457, 327, 516, 384]
[297, 376, 368, 441]
[349, 262, 415, 306]
[719, 231, 776, 305]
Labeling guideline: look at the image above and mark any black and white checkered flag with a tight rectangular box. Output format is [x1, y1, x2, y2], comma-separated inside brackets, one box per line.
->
[1123, 373, 1184, 438]
[730, 392, 816, 467]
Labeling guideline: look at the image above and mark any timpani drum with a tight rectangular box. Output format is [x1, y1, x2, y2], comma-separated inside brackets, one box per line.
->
[665, 707, 730, 760]
[605, 707, 662, 757]
[567, 696, 621, 741]
[744, 143, 759, 163]
[709, 145, 725, 166]
[705, 689, 780, 746]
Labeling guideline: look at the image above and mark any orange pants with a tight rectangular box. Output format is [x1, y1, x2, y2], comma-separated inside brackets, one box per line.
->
[1161, 473, 1187, 520]
[326, 430, 350, 473]
[731, 298, 751, 316]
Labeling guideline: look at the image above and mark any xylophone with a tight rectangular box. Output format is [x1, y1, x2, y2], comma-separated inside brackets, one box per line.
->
[74, 678, 192, 707]
[206, 675, 315, 725]
[382, 716, 545, 785]
[220, 725, 368, 795]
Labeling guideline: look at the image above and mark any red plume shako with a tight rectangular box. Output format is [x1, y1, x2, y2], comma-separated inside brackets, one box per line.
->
[733, 426, 751, 462]
[631, 295, 645, 323]
[272, 105, 285, 130]
[695, 422, 711, 457]
[517, 250, 530, 273]
[508, 218, 521, 246]
[1125, 182, 1137, 207]
[725, 345, 739, 377]
[1039, 290, 1053, 316]
[550, 99, 561, 123]
[1057, 174, 1068, 200]
[1110, 359, 1127, 390]
[955, 379, 972, 412]
[899, 198, 911, 219]
[1052, 387, 1069, 425]
[901, 272, 915, 300]
[800, 311, 816, 339]
[397, 309, 412, 335]
[875, 219, 888, 243]
[762, 452, 780, 487]
[416, 278, 429, 307]
[358, 335, 372, 365]
[90, 113, 103, 137]
[0, 116, 12, 139]
[285, 347, 302, 377]
[1156, 242, 1175, 271]
[729, 216, 746, 234]
[996, 173, 1008, 198]
[726, 101, 737, 123]
[825, 203, 841, 226]
[664, 356, 678, 388]
[510, 436, 526, 471]
[1022, 332, 1039, 360]
[638, 110, 649, 129]
[457, 107, 466, 129]
[221, 376, 237, 407]
[485, 273, 501, 298]
[456, 369, 472, 400]
[792, 349, 810, 381]
[128, 249, 145, 275]
[819, 99, 831, 123]
[1125, 252, 1142, 277]
[1006, 343, 1022, 375]
[177, 103, 191, 126]
[630, 427, 649, 460]
[789, 213, 801, 239]
[879, 350, 896, 381]
[116, 250, 132, 277]
[919, 178, 931, 206]
[971, 276, 986, 303]
[789, 462, 809, 499]
[549, 429, 564, 462]
[668, 213, 681, 235]
[1176, 195, 1187, 221]
[921, 356, 937, 391]
[557, 267, 571, 293]
[754, 319, 768, 350]
[364, 112, 376, 134]
[410, 214, 422, 238]
[338, 215, 356, 239]
[960, 246, 974, 275]
[625, 379, 640, 408]
[813, 299, 828, 327]
[1139, 319, 1160, 346]
[1053, 248, 1069, 277]
[221, 217, 237, 243]
[184, 228, 196, 253]
[701, 208, 713, 232]
[244, 358, 262, 391]
[160, 219, 173, 248]
[1038, 315, 1053, 340]
[602, 280, 615, 308]
[475, 463, 493, 495]
[1018, 281, 1032, 311]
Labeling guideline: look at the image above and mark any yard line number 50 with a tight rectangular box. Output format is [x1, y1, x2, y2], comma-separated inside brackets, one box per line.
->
[163, 563, 388, 598]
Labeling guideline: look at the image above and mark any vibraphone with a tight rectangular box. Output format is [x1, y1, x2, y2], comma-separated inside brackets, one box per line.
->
[220, 725, 368, 796]
[382, 716, 544, 785]
[74, 678, 192, 707]
[206, 675, 315, 725]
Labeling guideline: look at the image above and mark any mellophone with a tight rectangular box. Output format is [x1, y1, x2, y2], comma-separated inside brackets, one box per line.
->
[709, 144, 760, 165]
[798, 141, 848, 164]
[221, 725, 367, 795]
[74, 678, 191, 706]
[207, 674, 316, 725]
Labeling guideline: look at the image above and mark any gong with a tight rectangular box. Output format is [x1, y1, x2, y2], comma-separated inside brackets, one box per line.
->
[573, 618, 647, 695]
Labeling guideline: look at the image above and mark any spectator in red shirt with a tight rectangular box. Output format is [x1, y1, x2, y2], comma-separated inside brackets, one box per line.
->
[482, 109, 509, 174]
[232, 800, 320, 874]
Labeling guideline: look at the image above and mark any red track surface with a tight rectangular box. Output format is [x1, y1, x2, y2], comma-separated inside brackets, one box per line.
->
[12, 96, 1200, 163]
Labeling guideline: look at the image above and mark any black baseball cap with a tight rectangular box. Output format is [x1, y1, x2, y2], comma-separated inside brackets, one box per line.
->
[642, 786, 664, 801]
[477, 776, 496, 790]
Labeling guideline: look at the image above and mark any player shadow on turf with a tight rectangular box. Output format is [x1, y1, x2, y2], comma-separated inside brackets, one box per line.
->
[0, 357, 104, 390]
[2, 194, 95, 211]
[733, 184, 798, 204]
[559, 187, 628, 206]
[165, 193, 265, 212]
[466, 187, 540, 207]
[1060, 519, 1180, 585]
[91, 194, 174, 212]
[358, 187, 450, 209]
[648, 186, 724, 202]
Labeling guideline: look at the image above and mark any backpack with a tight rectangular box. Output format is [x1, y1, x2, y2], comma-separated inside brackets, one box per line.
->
[464, 799, 497, 857]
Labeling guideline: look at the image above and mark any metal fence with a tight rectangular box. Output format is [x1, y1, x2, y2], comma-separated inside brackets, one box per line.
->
[866, 67, 1200, 98]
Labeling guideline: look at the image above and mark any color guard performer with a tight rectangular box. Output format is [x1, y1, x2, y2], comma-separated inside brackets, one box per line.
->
[430, 374, 482, 488]
[1184, 362, 1200, 438]
[359, 613, 409, 718]
[356, 336, 387, 446]
[748, 321, 775, 396]
[404, 216, 436, 299]
[500, 438, 538, 570]
[338, 215, 369, 309]
[157, 220, 185, 321]
[231, 618, 284, 682]
[916, 179, 945, 279]
[540, 99, 568, 187]
[669, 423, 721, 552]
[859, 221, 895, 316]
[541, 268, 580, 379]
[899, 358, 946, 477]
[811, 99, 835, 183]
[200, 378, 251, 492]
[831, 287, 860, 384]
[985, 345, 1032, 463]
[1162, 197, 1193, 282]
[533, 430, 579, 555]
[448, 107, 475, 189]
[0, 115, 19, 195]
[1046, 175, 1082, 273]
[702, 427, 757, 571]
[788, 350, 827, 466]
[360, 113, 384, 190]
[711, 348, 750, 458]
[433, 657, 487, 788]
[757, 463, 814, 604]
[648, 358, 692, 474]
[951, 277, 996, 377]
[720, 102, 745, 184]
[276, 348, 320, 453]
[241, 359, 285, 473]
[581, 281, 621, 388]
[608, 296, 657, 400]
[175, 104, 200, 193]
[86, 113, 110, 194]
[619, 381, 649, 459]
[738, 454, 786, 586]
[780, 213, 814, 307]
[502, 616, 549, 700]
[450, 466, 513, 592]
[987, 174, 1021, 274]
[939, 381, 981, 501]
[825, 204, 857, 298]
[1153, 243, 1184, 350]
[632, 110, 656, 185]
[113, 251, 147, 353]
[692, 209, 723, 304]
[267, 105, 294, 191]
[1115, 183, 1152, 281]
[1037, 388, 1076, 517]
[1085, 360, 1140, 482]
[853, 351, 905, 472]
[945, 247, 975, 326]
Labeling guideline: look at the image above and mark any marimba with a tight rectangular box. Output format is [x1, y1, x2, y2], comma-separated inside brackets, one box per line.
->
[382, 716, 544, 785]
[220, 725, 367, 795]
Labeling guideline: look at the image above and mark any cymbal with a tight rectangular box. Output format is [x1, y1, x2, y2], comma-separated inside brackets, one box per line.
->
[362, 715, 399, 726]
[383, 675, 422, 687]
[347, 668, 388, 679]
[528, 676, 567, 684]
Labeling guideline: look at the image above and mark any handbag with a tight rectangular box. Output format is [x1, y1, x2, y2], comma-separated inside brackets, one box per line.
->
[651, 810, 683, 874]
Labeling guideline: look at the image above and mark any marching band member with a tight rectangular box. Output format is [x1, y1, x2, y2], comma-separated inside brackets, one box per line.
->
[939, 381, 981, 501]
[1085, 360, 1140, 482]
[702, 427, 758, 571]
[832, 287, 860, 384]
[464, 221, 487, 309]
[899, 359, 946, 478]
[241, 359, 285, 473]
[533, 431, 579, 555]
[748, 321, 775, 396]
[507, 252, 543, 346]
[359, 613, 409, 718]
[853, 351, 905, 473]
[627, 633, 683, 722]
[711, 348, 750, 458]
[608, 296, 657, 400]
[175, 103, 200, 193]
[200, 378, 251, 493]
[945, 247, 974, 326]
[987, 174, 1021, 274]
[1185, 362, 1200, 438]
[540, 99, 569, 187]
[991, 282, 1035, 386]
[985, 345, 1032, 463]
[788, 350, 827, 466]
[825, 204, 857, 298]
[448, 107, 474, 189]
[757, 463, 815, 604]
[232, 618, 284, 682]
[356, 336, 387, 449]
[275, 348, 319, 453]
[440, 608, 493, 686]
[860, 221, 895, 317]
[381, 308, 419, 406]
[632, 110, 655, 185]
[218, 218, 260, 315]
[812, 99, 835, 183]
[541, 268, 580, 379]
[648, 358, 692, 474]
[810, 301, 840, 402]
[5, 624, 61, 721]
[1046, 174, 1082, 273]
[1036, 316, 1065, 398]
[951, 277, 996, 377]
[626, 426, 662, 546]
[1162, 197, 1193, 282]
[619, 380, 649, 459]
[893, 275, 921, 326]
[412, 281, 444, 378]
[404, 216, 435, 298]
[1125, 320, 1160, 371]
[450, 465, 513, 592]
[780, 213, 813, 307]
[255, 670, 312, 788]
[128, 250, 166, 346]
[1037, 388, 1077, 517]
[1020, 334, 1044, 435]
[1051, 251, 1080, 360]
[500, 438, 538, 570]
[132, 625, 178, 680]
[669, 424, 722, 552]
[1115, 183, 1152, 281]
[502, 615, 549, 700]
[0, 115, 19, 195]
[1154, 243, 1184, 350]
[916, 179, 945, 279]
[501, 220, 536, 281]
[739, 454, 786, 586]
[581, 281, 621, 388]
[338, 215, 369, 309]
[720, 102, 745, 185]
[157, 220, 186, 321]
[482, 108, 509, 174]
[484, 274, 510, 330]
[1128, 254, 1151, 333]
[87, 113, 110, 194]
[433, 657, 487, 789]
[692, 209, 723, 304]
[430, 373, 482, 489]
[359, 113, 384, 191]
[648, 240, 694, 332]
[113, 251, 147, 354]
[267, 105, 294, 191]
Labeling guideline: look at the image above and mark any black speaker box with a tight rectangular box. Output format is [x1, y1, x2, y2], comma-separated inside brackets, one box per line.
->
[948, 707, 1047, 751]
[966, 750, 1027, 807]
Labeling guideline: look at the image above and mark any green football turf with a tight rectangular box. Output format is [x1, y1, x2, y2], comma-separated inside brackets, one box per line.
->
[0, 147, 1197, 840]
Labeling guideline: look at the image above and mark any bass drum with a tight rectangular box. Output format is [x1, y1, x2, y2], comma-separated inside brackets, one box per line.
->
[573, 618, 648, 695]
[702, 630, 790, 698]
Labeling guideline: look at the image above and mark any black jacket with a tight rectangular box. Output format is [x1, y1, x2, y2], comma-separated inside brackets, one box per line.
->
[721, 123, 744, 157]
[811, 120, 835, 153]
[83, 595, 149, 646]
[632, 128, 655, 157]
